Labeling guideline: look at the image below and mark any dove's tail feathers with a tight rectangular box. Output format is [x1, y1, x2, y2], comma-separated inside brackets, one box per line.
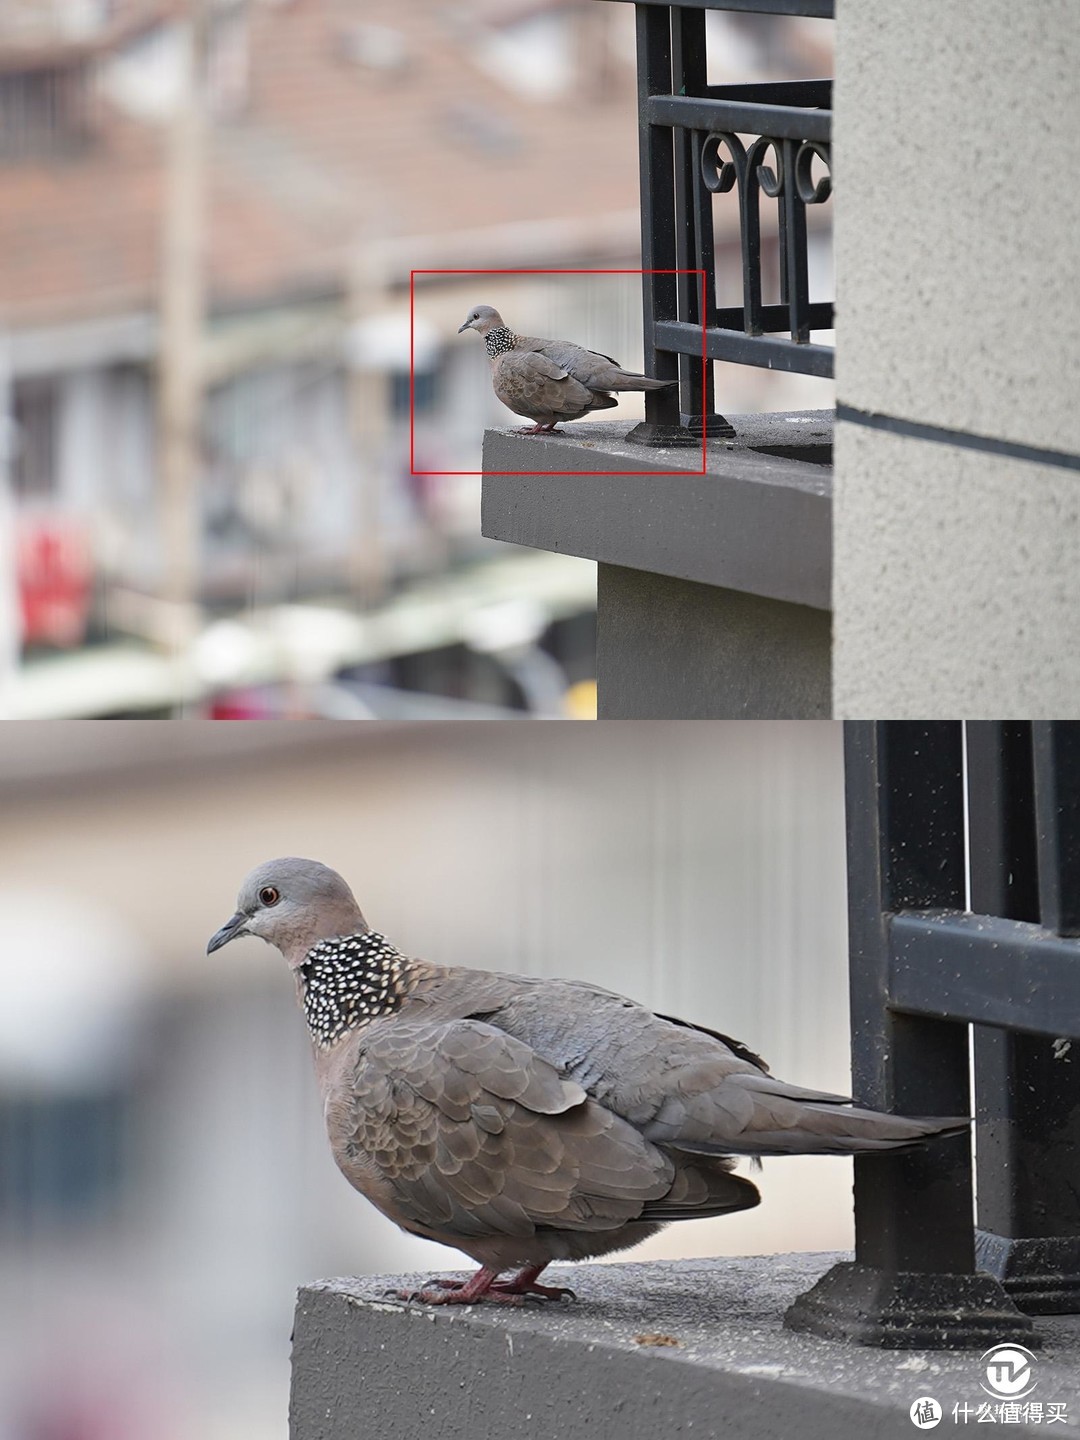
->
[607, 372, 679, 392]
[685, 1105, 973, 1163]
[730, 1107, 970, 1158]
[647, 1092, 970, 1159]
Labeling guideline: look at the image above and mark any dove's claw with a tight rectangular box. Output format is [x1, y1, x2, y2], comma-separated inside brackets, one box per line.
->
[394, 1264, 575, 1306]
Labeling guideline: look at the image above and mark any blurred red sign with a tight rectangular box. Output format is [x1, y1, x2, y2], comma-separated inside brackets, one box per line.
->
[18, 517, 93, 647]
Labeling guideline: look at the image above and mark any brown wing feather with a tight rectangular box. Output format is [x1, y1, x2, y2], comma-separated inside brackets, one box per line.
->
[492, 352, 610, 421]
[342, 1019, 673, 1242]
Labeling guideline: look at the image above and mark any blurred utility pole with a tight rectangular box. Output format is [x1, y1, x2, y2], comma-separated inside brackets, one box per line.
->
[158, 0, 209, 679]
[347, 237, 390, 608]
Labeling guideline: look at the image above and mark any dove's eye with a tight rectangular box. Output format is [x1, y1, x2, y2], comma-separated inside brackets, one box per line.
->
[259, 886, 280, 906]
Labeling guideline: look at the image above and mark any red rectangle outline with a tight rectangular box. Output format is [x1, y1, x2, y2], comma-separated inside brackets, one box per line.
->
[409, 269, 708, 477]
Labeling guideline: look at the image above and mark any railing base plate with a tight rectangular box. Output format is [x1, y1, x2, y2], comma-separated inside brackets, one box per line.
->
[976, 1231, 1080, 1315]
[684, 413, 738, 440]
[783, 1260, 1042, 1349]
[626, 413, 737, 447]
[625, 422, 702, 448]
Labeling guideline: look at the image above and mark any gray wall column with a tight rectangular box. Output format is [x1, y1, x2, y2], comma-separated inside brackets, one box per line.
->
[597, 563, 831, 719]
[833, 0, 1080, 716]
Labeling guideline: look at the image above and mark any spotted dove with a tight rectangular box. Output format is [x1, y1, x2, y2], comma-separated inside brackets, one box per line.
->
[458, 304, 677, 433]
[208, 858, 968, 1306]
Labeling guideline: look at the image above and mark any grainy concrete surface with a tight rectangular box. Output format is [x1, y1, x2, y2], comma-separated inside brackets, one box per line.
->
[290, 1252, 1080, 1440]
[481, 413, 832, 611]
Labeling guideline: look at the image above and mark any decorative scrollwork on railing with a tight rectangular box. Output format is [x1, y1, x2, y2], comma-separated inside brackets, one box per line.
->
[746, 135, 785, 199]
[699, 129, 832, 344]
[794, 140, 831, 205]
[701, 132, 745, 194]
[632, 51, 833, 425]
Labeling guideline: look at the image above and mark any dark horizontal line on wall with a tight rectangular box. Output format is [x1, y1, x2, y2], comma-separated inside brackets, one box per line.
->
[837, 404, 1080, 474]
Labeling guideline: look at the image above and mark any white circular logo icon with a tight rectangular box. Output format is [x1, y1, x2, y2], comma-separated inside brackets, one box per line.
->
[980, 1343, 1038, 1399]
[910, 1397, 942, 1429]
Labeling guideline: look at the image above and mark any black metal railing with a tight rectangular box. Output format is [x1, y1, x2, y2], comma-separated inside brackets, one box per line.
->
[613, 0, 834, 444]
[786, 722, 1080, 1349]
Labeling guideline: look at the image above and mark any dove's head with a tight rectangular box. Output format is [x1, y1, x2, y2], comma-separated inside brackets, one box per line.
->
[458, 304, 505, 337]
[207, 857, 368, 967]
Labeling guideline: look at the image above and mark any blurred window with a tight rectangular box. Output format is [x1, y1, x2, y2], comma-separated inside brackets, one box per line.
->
[392, 368, 436, 417]
[0, 62, 92, 161]
[0, 1089, 130, 1230]
[12, 378, 60, 500]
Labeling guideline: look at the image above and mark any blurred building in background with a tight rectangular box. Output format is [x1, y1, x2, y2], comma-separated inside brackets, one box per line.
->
[0, 1, 831, 717]
[0, 719, 847, 1440]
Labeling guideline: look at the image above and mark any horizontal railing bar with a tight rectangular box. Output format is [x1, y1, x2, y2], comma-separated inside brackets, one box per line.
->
[706, 80, 831, 107]
[715, 302, 834, 332]
[646, 93, 831, 142]
[889, 911, 1080, 1037]
[621, 0, 834, 17]
[655, 319, 834, 376]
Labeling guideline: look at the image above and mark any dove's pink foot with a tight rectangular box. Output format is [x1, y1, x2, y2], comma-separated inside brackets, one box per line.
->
[397, 1266, 512, 1305]
[399, 1263, 574, 1306]
[491, 1263, 576, 1302]
[519, 423, 560, 435]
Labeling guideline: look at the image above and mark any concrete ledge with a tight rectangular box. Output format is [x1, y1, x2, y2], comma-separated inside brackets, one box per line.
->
[481, 412, 833, 612]
[290, 1252, 1080, 1440]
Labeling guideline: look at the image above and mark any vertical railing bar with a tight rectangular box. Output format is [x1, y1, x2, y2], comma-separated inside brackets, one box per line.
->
[967, 723, 1039, 1243]
[670, 9, 694, 416]
[966, 722, 1041, 923]
[783, 136, 810, 342]
[742, 145, 763, 335]
[671, 7, 710, 421]
[690, 133, 718, 416]
[775, 144, 788, 312]
[636, 3, 681, 426]
[1033, 722, 1080, 938]
[847, 721, 976, 1276]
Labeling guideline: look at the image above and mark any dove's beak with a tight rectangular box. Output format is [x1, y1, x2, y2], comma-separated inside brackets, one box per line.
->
[457, 320, 472, 334]
[207, 910, 251, 954]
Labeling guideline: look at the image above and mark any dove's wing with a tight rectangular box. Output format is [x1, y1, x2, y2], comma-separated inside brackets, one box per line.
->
[526, 337, 675, 394]
[445, 979, 968, 1159]
[492, 351, 611, 421]
[336, 1017, 674, 1242]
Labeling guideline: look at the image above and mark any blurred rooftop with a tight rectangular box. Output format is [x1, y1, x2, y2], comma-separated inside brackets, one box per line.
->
[0, 0, 646, 328]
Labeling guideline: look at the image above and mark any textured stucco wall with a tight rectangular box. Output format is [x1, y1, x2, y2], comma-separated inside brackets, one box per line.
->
[833, 1, 1080, 715]
[833, 427, 1080, 717]
[835, 1, 1080, 450]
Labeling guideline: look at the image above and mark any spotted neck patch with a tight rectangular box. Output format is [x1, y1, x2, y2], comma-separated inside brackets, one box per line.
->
[485, 327, 516, 358]
[299, 932, 409, 1048]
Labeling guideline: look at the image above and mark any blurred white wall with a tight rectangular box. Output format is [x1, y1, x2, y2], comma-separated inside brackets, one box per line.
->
[0, 721, 849, 1440]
